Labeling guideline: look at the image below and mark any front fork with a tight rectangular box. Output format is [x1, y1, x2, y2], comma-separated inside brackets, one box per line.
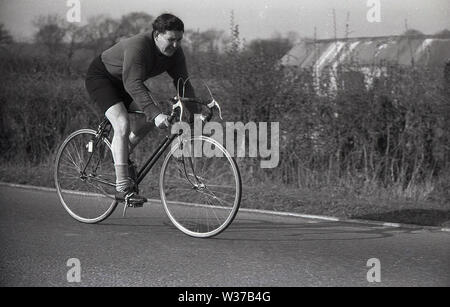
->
[177, 136, 206, 191]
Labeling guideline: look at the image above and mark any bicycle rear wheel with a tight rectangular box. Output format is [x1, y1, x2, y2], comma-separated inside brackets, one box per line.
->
[54, 129, 118, 223]
[160, 135, 241, 238]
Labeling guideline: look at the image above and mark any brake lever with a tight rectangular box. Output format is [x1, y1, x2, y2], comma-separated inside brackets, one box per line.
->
[172, 97, 184, 122]
[207, 99, 223, 120]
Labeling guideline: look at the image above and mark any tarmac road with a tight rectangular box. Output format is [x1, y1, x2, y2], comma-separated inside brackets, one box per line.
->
[0, 184, 449, 287]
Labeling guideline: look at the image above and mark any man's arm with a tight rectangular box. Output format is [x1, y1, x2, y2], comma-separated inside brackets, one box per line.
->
[122, 45, 161, 121]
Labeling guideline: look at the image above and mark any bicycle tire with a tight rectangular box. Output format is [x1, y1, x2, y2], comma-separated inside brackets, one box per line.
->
[159, 135, 241, 238]
[54, 129, 118, 223]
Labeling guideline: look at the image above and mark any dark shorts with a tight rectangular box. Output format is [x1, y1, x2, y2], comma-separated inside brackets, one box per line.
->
[85, 55, 133, 114]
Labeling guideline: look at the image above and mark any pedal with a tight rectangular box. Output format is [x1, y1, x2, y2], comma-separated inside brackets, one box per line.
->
[122, 199, 145, 217]
[115, 192, 146, 203]
[118, 192, 146, 216]
[128, 201, 144, 208]
[125, 194, 146, 207]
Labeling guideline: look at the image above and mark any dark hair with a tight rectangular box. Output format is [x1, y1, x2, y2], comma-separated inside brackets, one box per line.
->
[152, 13, 184, 33]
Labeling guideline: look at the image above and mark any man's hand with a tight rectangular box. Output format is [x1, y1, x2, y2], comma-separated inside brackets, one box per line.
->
[154, 113, 170, 129]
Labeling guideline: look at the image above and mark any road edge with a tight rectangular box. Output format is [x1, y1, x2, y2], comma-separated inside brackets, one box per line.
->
[1, 181, 449, 232]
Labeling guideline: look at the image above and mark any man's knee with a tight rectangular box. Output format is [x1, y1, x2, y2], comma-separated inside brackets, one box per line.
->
[105, 103, 130, 137]
[113, 116, 130, 137]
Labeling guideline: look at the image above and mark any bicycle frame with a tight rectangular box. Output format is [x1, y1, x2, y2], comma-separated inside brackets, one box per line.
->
[85, 94, 219, 190]
[135, 132, 180, 184]
[81, 118, 112, 177]
[85, 117, 186, 188]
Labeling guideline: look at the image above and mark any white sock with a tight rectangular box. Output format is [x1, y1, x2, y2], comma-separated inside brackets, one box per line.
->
[115, 163, 130, 192]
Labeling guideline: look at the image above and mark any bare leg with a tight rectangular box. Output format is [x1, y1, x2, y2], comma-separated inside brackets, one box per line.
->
[105, 102, 131, 192]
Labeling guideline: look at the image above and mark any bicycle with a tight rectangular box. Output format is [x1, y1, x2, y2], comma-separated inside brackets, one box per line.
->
[54, 95, 241, 238]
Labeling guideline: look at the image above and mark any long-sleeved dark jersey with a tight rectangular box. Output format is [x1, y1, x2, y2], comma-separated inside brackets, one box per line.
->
[101, 31, 194, 119]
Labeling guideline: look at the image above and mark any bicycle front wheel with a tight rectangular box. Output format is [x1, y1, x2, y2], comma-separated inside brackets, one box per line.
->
[54, 129, 118, 223]
[160, 135, 241, 238]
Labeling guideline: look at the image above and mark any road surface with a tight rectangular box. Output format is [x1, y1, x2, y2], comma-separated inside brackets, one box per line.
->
[0, 185, 449, 287]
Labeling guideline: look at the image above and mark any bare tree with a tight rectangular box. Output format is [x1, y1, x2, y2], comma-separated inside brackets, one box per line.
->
[117, 12, 154, 37]
[64, 23, 85, 64]
[185, 29, 225, 53]
[33, 15, 67, 54]
[0, 24, 13, 46]
[82, 15, 121, 55]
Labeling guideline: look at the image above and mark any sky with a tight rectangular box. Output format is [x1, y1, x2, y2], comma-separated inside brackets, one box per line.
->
[1, 0, 449, 41]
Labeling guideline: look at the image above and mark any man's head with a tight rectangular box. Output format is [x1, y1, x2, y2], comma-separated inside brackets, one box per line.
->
[153, 13, 184, 57]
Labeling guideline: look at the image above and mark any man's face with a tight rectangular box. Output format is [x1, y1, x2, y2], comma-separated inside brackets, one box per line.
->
[155, 30, 183, 57]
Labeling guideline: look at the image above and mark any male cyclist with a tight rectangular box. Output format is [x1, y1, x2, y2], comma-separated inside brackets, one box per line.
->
[85, 13, 199, 202]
